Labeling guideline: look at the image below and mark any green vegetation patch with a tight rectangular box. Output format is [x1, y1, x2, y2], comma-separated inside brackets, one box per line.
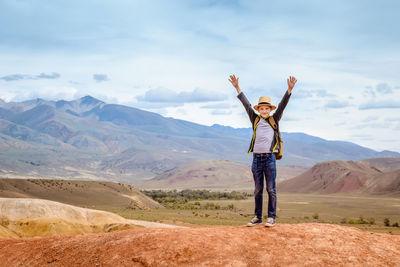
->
[141, 189, 250, 209]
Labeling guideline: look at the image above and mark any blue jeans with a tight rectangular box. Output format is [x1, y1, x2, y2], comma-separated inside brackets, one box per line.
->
[251, 153, 277, 219]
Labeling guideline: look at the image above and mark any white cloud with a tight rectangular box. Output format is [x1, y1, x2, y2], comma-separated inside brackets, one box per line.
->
[361, 116, 378, 122]
[376, 83, 393, 94]
[384, 117, 399, 122]
[210, 109, 232, 115]
[0, 72, 60, 81]
[200, 103, 232, 109]
[325, 100, 350, 109]
[9, 86, 79, 102]
[93, 74, 109, 83]
[136, 87, 227, 103]
[359, 100, 400, 110]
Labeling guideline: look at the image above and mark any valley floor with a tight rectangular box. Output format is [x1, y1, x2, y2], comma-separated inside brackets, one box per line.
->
[101, 193, 400, 235]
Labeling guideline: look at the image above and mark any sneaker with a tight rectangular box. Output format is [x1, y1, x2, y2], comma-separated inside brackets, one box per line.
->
[265, 217, 276, 227]
[247, 217, 262, 227]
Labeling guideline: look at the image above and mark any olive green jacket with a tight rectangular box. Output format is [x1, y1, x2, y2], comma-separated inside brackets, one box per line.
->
[237, 90, 291, 153]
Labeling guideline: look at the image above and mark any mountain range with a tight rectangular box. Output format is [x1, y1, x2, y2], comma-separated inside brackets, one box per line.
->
[0, 95, 398, 183]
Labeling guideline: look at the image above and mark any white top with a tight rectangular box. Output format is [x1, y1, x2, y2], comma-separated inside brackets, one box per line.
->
[253, 117, 274, 153]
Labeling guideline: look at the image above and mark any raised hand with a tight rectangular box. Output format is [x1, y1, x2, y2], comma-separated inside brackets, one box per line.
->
[229, 74, 239, 88]
[229, 74, 242, 94]
[287, 76, 297, 94]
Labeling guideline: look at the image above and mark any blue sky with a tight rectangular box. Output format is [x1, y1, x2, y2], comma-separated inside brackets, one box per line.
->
[0, 0, 399, 152]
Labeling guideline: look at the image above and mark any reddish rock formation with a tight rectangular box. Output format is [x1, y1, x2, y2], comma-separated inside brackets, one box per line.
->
[278, 160, 383, 194]
[1, 223, 399, 266]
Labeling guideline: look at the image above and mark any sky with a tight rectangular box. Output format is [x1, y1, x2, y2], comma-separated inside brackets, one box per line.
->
[0, 0, 399, 152]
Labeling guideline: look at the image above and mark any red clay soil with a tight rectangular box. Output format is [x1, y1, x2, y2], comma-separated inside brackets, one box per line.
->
[1, 223, 400, 266]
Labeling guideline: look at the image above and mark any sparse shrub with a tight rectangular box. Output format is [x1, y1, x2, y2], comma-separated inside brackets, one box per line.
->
[344, 216, 375, 225]
[304, 216, 309, 220]
[392, 222, 399, 228]
[204, 202, 214, 209]
[227, 204, 235, 210]
[358, 215, 368, 224]
[312, 213, 319, 220]
[384, 218, 390, 227]
[141, 189, 249, 209]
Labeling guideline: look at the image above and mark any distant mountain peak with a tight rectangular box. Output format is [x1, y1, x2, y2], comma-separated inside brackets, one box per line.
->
[53, 95, 105, 114]
[211, 123, 231, 128]
[79, 95, 104, 105]
[23, 98, 47, 103]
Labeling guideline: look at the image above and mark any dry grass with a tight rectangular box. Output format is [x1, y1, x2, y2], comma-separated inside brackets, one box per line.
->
[103, 193, 400, 235]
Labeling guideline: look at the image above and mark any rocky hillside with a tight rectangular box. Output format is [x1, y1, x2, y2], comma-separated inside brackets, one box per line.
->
[0, 223, 399, 266]
[358, 157, 400, 172]
[278, 158, 400, 195]
[364, 169, 400, 195]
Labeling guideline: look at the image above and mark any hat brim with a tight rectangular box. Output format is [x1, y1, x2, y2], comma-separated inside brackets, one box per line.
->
[254, 104, 276, 111]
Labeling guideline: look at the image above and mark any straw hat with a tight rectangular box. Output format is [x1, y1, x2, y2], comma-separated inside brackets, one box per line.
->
[253, 96, 276, 110]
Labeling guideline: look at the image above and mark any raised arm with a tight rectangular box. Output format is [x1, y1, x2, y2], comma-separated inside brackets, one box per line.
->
[229, 74, 257, 124]
[273, 76, 297, 122]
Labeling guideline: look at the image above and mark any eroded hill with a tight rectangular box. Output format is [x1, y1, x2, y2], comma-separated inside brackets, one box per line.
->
[0, 198, 138, 238]
[0, 178, 162, 210]
[278, 158, 400, 195]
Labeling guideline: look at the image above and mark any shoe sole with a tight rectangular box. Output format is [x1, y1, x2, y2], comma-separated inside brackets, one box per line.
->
[265, 223, 275, 227]
[246, 223, 262, 227]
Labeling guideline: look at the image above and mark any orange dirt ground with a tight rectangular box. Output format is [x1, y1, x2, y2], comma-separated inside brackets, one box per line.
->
[1, 223, 400, 266]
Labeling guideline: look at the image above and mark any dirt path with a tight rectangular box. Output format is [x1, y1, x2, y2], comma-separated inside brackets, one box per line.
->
[128, 219, 188, 228]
